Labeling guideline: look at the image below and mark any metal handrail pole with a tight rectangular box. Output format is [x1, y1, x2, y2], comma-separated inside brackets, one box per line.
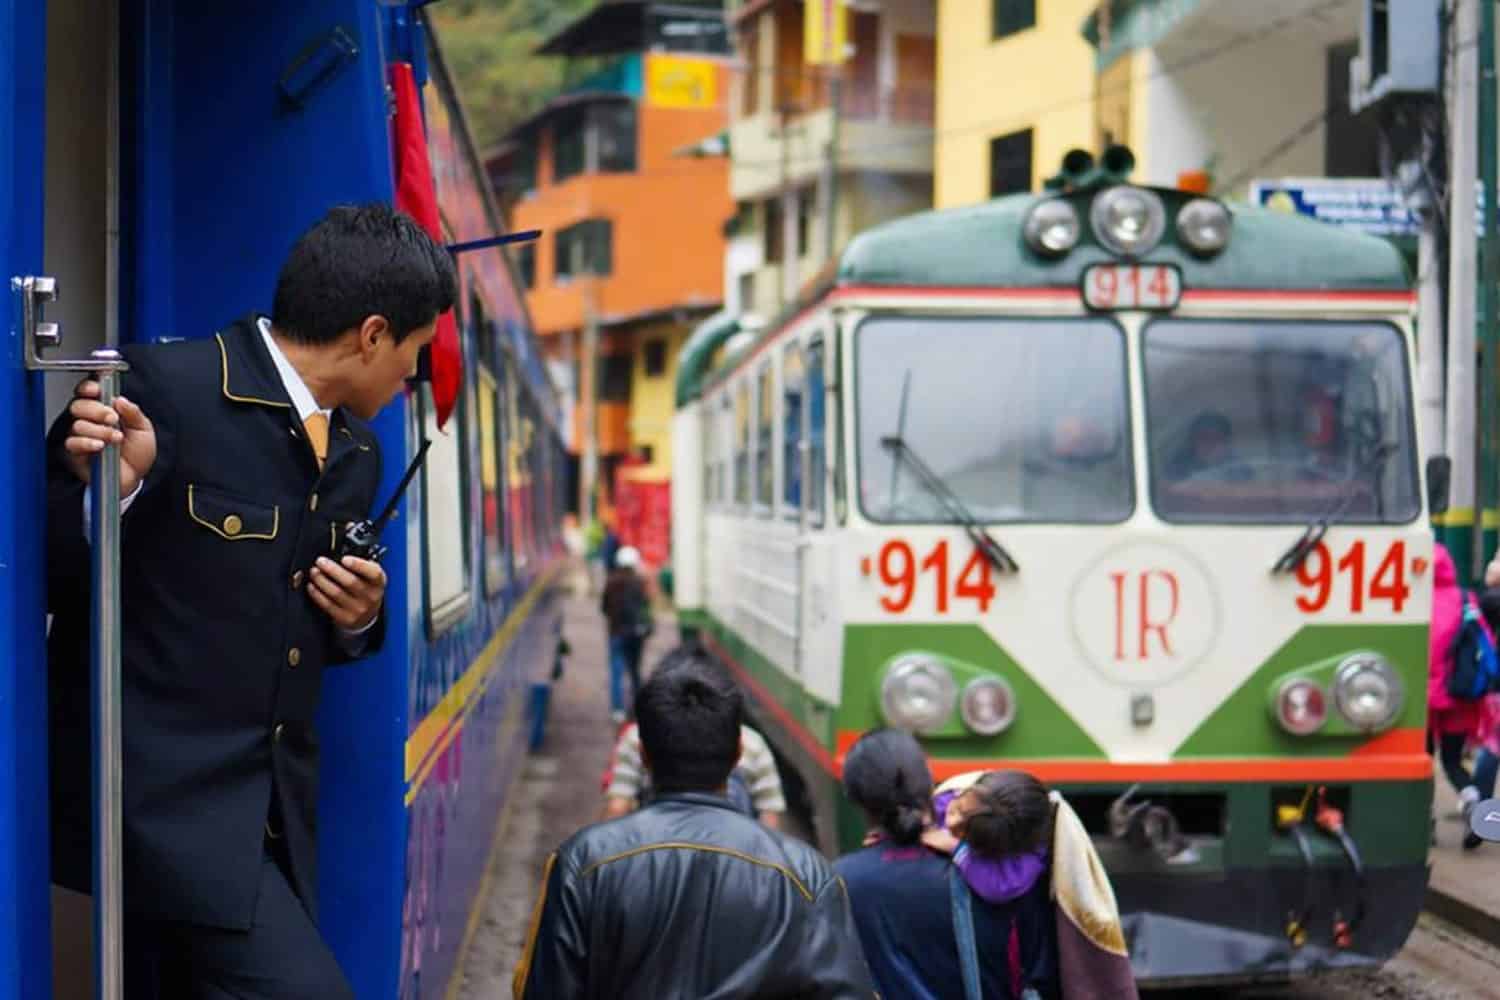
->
[90, 348, 126, 1000]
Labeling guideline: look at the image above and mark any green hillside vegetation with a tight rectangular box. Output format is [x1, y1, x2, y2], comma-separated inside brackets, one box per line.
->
[428, 0, 598, 152]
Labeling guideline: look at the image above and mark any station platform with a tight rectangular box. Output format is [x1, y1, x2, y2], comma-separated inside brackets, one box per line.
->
[1427, 765, 1500, 944]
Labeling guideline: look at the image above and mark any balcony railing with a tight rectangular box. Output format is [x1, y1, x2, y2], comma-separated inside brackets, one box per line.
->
[767, 68, 934, 127]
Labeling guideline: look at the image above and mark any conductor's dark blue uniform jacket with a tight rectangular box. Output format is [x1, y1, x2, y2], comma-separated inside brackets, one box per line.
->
[45, 316, 385, 929]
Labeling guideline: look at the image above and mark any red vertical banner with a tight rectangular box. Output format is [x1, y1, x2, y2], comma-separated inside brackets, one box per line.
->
[390, 60, 462, 429]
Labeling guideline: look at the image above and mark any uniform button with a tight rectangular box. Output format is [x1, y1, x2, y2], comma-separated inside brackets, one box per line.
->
[309, 493, 319, 512]
[222, 514, 243, 536]
[287, 647, 302, 668]
[290, 570, 304, 590]
[273, 723, 285, 743]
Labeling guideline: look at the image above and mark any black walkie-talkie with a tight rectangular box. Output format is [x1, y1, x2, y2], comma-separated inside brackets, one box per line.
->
[333, 438, 432, 564]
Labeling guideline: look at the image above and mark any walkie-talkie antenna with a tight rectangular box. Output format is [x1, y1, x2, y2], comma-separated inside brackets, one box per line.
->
[373, 438, 432, 529]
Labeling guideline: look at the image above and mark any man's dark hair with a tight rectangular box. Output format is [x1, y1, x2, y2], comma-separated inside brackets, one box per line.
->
[272, 203, 457, 345]
[635, 656, 742, 794]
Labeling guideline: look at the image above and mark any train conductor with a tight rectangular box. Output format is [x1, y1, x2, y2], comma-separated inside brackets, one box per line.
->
[45, 204, 456, 997]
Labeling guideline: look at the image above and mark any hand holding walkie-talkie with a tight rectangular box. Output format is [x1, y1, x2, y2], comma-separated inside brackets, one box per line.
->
[332, 438, 432, 564]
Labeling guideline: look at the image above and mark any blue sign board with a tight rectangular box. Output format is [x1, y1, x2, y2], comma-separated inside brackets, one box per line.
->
[1251, 176, 1492, 238]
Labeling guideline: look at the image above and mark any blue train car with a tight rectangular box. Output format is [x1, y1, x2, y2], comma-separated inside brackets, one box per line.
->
[0, 2, 565, 996]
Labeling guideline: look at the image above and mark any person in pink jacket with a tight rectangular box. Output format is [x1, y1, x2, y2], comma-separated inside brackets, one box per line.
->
[1429, 543, 1483, 818]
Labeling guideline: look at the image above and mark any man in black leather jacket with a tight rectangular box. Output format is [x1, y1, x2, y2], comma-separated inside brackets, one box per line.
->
[513, 656, 876, 999]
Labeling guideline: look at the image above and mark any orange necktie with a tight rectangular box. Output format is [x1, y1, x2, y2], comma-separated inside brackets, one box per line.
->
[303, 412, 329, 470]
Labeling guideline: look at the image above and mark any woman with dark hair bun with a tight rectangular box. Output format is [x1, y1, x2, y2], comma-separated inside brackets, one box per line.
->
[834, 729, 1059, 999]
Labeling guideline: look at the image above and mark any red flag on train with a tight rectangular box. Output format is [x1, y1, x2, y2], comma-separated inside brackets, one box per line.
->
[390, 60, 462, 430]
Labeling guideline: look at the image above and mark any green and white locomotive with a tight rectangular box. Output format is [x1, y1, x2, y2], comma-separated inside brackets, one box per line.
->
[669, 148, 1436, 984]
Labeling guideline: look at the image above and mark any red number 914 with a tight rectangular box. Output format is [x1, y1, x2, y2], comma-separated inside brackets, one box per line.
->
[874, 539, 996, 614]
[1295, 540, 1411, 614]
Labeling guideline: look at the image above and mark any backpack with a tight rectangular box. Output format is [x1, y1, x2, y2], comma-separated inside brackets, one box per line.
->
[1448, 590, 1500, 701]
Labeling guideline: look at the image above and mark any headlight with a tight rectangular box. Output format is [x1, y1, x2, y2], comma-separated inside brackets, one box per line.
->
[1090, 185, 1166, 257]
[1333, 654, 1403, 732]
[959, 676, 1016, 736]
[1023, 199, 1081, 257]
[1176, 197, 1232, 256]
[1274, 677, 1327, 735]
[880, 655, 957, 734]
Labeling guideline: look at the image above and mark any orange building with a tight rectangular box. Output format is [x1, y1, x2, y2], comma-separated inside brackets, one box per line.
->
[488, 1, 734, 534]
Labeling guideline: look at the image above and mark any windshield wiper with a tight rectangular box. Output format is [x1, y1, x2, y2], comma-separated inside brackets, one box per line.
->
[1271, 441, 1397, 574]
[881, 434, 1020, 574]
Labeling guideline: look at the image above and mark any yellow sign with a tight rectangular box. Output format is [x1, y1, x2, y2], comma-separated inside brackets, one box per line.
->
[805, 0, 848, 66]
[646, 54, 717, 109]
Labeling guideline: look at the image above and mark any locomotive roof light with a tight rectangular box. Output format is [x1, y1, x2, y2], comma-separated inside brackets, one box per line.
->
[1090, 185, 1166, 258]
[1023, 198, 1082, 257]
[959, 676, 1016, 736]
[1332, 653, 1403, 732]
[1176, 197, 1232, 256]
[1274, 677, 1328, 735]
[880, 655, 958, 735]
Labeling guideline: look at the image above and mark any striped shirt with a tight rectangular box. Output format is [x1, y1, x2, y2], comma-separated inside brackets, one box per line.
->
[605, 723, 787, 815]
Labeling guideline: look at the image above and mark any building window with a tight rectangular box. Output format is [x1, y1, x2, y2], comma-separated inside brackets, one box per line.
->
[595, 102, 638, 173]
[740, 22, 761, 116]
[993, 0, 1035, 40]
[513, 242, 536, 289]
[553, 106, 587, 182]
[989, 128, 1034, 197]
[555, 219, 612, 280]
[765, 197, 784, 263]
[599, 353, 632, 403]
[643, 338, 668, 376]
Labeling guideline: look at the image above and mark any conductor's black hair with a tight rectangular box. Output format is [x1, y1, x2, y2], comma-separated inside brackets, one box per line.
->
[272, 203, 457, 345]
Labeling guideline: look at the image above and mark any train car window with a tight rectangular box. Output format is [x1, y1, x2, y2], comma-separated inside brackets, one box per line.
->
[856, 316, 1132, 524]
[703, 401, 717, 506]
[478, 365, 507, 597]
[718, 393, 733, 505]
[506, 365, 533, 576]
[1143, 319, 1420, 524]
[735, 382, 751, 506]
[807, 338, 827, 527]
[783, 344, 805, 516]
[756, 364, 774, 511]
[419, 382, 473, 634]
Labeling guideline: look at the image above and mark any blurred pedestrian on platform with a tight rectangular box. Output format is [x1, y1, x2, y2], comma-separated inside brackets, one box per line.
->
[601, 545, 651, 724]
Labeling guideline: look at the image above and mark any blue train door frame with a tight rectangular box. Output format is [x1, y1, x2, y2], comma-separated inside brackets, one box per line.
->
[9, 2, 408, 996]
[1, 0, 61, 996]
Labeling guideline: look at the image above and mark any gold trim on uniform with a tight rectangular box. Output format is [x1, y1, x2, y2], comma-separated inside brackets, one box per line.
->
[216, 333, 292, 408]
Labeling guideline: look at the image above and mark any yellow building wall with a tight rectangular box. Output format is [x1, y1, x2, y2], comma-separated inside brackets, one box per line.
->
[934, 0, 1100, 209]
[626, 321, 692, 483]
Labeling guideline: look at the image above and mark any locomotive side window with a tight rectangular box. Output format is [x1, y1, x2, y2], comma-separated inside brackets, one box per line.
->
[734, 382, 751, 506]
[807, 337, 827, 527]
[856, 317, 1131, 523]
[783, 344, 805, 517]
[1143, 320, 1420, 524]
[756, 364, 775, 511]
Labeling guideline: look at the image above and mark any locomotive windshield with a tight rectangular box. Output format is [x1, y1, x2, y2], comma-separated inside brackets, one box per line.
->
[857, 316, 1133, 523]
[1143, 319, 1420, 524]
